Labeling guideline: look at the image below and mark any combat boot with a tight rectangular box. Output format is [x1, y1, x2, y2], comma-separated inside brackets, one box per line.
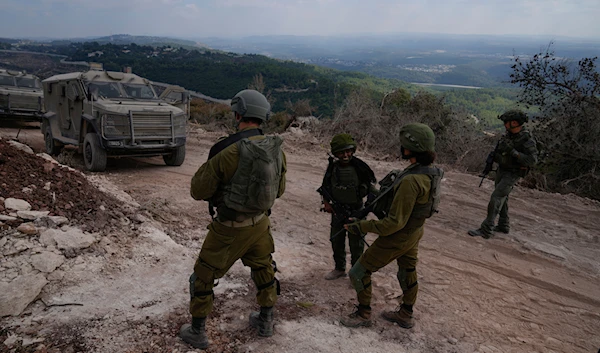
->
[179, 317, 209, 349]
[381, 305, 414, 329]
[324, 269, 346, 280]
[492, 225, 509, 234]
[340, 305, 372, 328]
[468, 228, 493, 239]
[249, 306, 274, 337]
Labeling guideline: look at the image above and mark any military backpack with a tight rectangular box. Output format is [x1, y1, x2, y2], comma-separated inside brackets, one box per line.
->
[222, 136, 284, 214]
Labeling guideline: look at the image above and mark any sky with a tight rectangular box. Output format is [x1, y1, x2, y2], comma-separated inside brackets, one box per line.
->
[0, 0, 599, 40]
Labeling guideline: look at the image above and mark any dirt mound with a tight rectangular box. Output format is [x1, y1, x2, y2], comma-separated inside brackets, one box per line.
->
[0, 139, 123, 231]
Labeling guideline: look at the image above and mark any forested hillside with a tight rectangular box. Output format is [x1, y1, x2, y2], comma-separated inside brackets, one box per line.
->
[5, 40, 518, 124]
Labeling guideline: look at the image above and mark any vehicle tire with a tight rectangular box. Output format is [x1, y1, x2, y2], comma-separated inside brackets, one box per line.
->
[163, 145, 186, 166]
[44, 123, 63, 156]
[83, 132, 107, 172]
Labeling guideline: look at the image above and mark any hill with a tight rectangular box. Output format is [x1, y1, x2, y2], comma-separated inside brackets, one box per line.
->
[0, 125, 599, 352]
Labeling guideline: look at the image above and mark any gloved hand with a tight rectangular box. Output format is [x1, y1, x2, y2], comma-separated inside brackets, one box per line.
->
[498, 139, 515, 155]
[344, 220, 362, 235]
[322, 201, 333, 213]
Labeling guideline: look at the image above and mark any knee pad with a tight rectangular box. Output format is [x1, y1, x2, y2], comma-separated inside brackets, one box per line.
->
[189, 272, 214, 299]
[251, 266, 276, 290]
[397, 267, 417, 291]
[348, 261, 369, 292]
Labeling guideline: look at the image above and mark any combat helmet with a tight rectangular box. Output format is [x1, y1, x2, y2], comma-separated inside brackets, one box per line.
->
[399, 123, 435, 152]
[330, 133, 357, 154]
[231, 89, 271, 121]
[498, 109, 528, 125]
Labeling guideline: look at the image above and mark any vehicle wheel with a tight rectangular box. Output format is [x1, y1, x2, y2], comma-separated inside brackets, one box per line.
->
[163, 145, 186, 166]
[83, 132, 107, 172]
[44, 123, 63, 156]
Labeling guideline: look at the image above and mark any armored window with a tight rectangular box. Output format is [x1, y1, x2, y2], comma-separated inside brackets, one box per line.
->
[0, 75, 15, 87]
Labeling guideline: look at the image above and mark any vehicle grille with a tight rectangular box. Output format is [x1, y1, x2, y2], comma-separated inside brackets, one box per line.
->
[0, 94, 41, 111]
[131, 112, 186, 139]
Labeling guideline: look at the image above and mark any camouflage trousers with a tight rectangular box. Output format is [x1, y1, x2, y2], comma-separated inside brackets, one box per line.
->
[330, 221, 364, 271]
[189, 216, 277, 318]
[480, 169, 521, 234]
[349, 226, 424, 307]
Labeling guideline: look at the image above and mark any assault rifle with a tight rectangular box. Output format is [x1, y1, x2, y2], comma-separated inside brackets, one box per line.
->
[318, 171, 403, 247]
[316, 186, 354, 227]
[479, 140, 500, 187]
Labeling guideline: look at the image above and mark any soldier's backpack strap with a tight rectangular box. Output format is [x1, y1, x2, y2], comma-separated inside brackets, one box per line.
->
[206, 128, 264, 219]
[207, 128, 263, 160]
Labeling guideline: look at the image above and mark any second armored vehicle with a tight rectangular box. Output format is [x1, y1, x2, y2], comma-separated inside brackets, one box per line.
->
[0, 69, 44, 121]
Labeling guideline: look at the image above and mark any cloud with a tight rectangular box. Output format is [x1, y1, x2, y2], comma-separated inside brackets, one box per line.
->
[0, 0, 598, 38]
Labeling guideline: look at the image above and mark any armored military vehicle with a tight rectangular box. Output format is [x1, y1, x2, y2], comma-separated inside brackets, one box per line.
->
[0, 69, 44, 121]
[42, 68, 187, 172]
[152, 82, 191, 119]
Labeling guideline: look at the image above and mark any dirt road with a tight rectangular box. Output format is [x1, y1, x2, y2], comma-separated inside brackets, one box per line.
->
[1, 124, 599, 353]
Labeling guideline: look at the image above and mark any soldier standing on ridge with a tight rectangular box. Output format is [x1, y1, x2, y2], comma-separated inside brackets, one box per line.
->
[468, 109, 537, 239]
[339, 123, 443, 329]
[318, 134, 376, 280]
[179, 89, 286, 349]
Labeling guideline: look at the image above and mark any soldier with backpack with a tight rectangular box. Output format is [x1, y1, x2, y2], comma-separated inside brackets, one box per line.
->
[179, 89, 286, 349]
[318, 134, 376, 280]
[340, 123, 443, 330]
[468, 109, 537, 239]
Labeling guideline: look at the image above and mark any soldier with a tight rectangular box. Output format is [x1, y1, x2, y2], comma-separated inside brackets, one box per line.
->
[319, 134, 376, 280]
[468, 109, 537, 239]
[179, 89, 286, 349]
[340, 123, 443, 329]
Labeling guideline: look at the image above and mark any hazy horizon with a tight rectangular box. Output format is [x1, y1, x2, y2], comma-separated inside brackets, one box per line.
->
[1, 0, 599, 40]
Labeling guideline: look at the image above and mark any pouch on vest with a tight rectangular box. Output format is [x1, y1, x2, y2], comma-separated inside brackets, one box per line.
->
[223, 136, 284, 214]
[372, 165, 443, 220]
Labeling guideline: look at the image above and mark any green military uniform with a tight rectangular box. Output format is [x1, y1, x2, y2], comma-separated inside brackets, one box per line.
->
[349, 164, 432, 308]
[340, 123, 441, 329]
[323, 161, 372, 271]
[479, 127, 537, 235]
[188, 127, 287, 318]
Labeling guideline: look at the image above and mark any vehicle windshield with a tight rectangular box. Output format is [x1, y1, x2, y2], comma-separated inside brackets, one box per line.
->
[0, 75, 15, 87]
[122, 83, 157, 99]
[88, 82, 123, 99]
[15, 77, 41, 89]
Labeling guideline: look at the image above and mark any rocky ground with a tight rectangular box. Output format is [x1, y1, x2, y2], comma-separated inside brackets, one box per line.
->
[0, 123, 599, 353]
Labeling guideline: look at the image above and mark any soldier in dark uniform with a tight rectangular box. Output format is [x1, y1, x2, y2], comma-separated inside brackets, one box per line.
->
[179, 89, 286, 349]
[340, 123, 443, 329]
[319, 134, 376, 280]
[469, 109, 537, 239]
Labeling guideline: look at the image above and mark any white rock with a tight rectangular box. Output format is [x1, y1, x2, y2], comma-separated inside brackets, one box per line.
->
[43, 182, 52, 191]
[21, 187, 33, 194]
[22, 336, 45, 346]
[7, 140, 34, 154]
[0, 236, 7, 248]
[3, 333, 20, 347]
[4, 198, 32, 211]
[0, 215, 18, 221]
[0, 273, 48, 316]
[39, 227, 96, 250]
[16, 223, 38, 235]
[36, 153, 59, 164]
[31, 252, 65, 273]
[17, 210, 50, 220]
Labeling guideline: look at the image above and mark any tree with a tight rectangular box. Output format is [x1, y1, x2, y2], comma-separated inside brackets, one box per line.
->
[510, 43, 600, 199]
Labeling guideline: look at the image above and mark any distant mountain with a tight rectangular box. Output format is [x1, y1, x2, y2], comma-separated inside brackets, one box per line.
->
[44, 34, 208, 50]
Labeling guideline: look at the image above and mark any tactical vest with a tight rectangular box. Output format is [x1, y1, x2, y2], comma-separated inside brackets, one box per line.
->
[373, 164, 444, 220]
[495, 129, 537, 175]
[221, 136, 284, 218]
[331, 163, 363, 206]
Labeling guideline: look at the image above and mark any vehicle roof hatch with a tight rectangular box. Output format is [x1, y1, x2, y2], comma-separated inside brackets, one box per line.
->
[106, 71, 125, 80]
